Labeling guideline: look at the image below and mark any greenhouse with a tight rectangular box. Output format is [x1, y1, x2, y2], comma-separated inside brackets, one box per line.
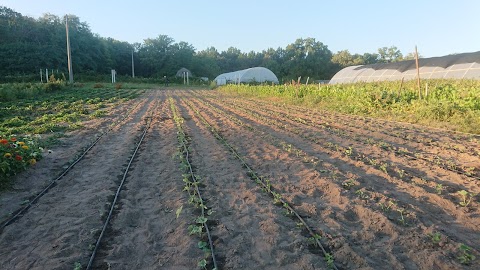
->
[330, 51, 480, 84]
[214, 67, 279, 85]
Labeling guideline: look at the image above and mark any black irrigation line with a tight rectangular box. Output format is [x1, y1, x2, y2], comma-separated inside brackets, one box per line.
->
[184, 98, 339, 270]
[86, 99, 158, 270]
[1, 99, 144, 230]
[170, 97, 218, 270]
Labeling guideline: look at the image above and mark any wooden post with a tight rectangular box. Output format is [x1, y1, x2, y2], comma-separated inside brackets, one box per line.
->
[415, 45, 421, 99]
[398, 77, 404, 96]
[40, 69, 43, 83]
[305, 77, 310, 85]
[425, 83, 428, 98]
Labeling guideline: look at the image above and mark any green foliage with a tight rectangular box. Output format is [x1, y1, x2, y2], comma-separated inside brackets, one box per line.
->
[458, 244, 476, 265]
[218, 79, 480, 134]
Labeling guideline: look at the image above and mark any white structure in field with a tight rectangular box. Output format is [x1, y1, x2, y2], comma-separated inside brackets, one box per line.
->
[330, 51, 480, 84]
[214, 67, 279, 85]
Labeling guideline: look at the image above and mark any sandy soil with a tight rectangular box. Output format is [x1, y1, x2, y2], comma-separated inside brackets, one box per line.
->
[0, 89, 478, 269]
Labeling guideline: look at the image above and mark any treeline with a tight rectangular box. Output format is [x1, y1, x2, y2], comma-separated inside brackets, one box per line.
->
[0, 6, 410, 82]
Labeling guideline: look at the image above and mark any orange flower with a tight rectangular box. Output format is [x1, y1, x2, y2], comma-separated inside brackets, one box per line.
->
[10, 137, 16, 142]
[4, 153, 12, 158]
[0, 139, 8, 145]
[18, 142, 25, 145]
[15, 155, 22, 161]
[21, 145, 29, 150]
[29, 159, 37, 165]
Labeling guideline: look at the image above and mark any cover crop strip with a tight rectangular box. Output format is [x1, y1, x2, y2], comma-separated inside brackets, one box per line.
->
[1, 99, 144, 230]
[169, 97, 218, 270]
[86, 100, 156, 270]
[184, 98, 339, 270]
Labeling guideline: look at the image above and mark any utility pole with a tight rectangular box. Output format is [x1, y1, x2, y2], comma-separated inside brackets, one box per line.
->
[65, 15, 74, 83]
[131, 50, 135, 78]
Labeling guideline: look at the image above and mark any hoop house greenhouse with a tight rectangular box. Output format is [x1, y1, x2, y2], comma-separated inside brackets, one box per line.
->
[330, 51, 480, 84]
[214, 67, 279, 85]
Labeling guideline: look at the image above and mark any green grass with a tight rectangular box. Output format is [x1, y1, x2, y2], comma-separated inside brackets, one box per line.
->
[218, 79, 480, 134]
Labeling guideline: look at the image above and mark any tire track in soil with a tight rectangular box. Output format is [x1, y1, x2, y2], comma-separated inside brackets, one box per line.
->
[186, 90, 477, 269]
[0, 91, 157, 270]
[91, 90, 202, 269]
[174, 92, 327, 269]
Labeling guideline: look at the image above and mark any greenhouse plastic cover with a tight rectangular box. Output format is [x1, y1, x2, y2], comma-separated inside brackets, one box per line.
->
[330, 51, 480, 84]
[214, 67, 279, 85]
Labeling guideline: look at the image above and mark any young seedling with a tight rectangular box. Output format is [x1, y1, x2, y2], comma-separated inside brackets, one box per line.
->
[176, 206, 183, 219]
[325, 252, 335, 269]
[397, 208, 408, 226]
[73, 262, 82, 270]
[379, 163, 389, 174]
[435, 184, 444, 195]
[188, 225, 203, 237]
[458, 244, 476, 265]
[197, 258, 207, 269]
[341, 179, 356, 190]
[457, 190, 472, 207]
[307, 234, 322, 246]
[344, 147, 353, 157]
[379, 200, 395, 212]
[429, 232, 442, 245]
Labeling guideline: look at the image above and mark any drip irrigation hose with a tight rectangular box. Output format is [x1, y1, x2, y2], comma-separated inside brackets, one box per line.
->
[185, 98, 339, 270]
[1, 100, 143, 230]
[170, 97, 218, 270]
[86, 102, 156, 270]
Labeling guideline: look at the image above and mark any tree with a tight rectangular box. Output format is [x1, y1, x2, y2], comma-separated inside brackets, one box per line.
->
[378, 46, 403, 63]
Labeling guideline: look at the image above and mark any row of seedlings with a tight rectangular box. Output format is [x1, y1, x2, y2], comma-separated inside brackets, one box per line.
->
[169, 97, 218, 270]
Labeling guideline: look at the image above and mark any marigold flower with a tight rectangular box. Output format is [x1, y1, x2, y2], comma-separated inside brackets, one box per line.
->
[4, 153, 12, 158]
[29, 159, 37, 165]
[0, 139, 8, 145]
[10, 137, 17, 142]
[18, 142, 25, 145]
[15, 155, 22, 161]
[22, 145, 29, 150]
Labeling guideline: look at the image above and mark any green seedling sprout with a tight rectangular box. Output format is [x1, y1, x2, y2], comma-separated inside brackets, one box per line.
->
[457, 190, 472, 207]
[458, 244, 476, 265]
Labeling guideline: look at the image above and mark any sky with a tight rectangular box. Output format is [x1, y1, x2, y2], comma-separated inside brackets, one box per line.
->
[1, 0, 479, 58]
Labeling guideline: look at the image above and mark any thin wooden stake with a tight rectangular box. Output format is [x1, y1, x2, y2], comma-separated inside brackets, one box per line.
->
[398, 77, 404, 96]
[415, 45, 421, 99]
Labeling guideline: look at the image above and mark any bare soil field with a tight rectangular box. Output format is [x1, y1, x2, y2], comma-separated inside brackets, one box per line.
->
[0, 89, 478, 269]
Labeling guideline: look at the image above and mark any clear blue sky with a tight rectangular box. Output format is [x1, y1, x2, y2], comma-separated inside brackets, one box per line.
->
[1, 0, 479, 57]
